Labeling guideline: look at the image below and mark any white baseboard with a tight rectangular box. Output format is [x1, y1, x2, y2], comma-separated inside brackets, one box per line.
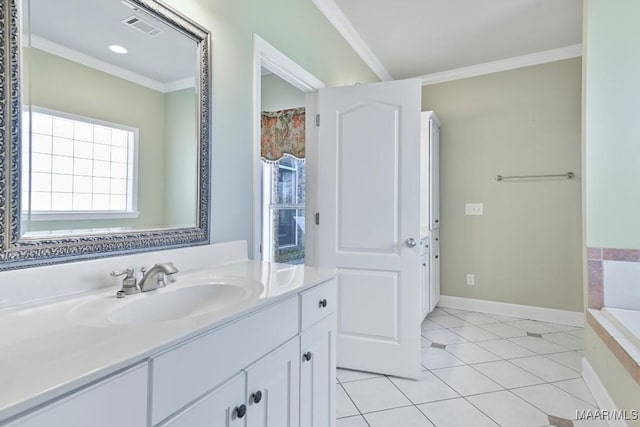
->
[438, 295, 585, 327]
[582, 358, 627, 427]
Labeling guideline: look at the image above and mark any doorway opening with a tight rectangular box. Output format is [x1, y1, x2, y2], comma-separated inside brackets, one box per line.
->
[252, 35, 324, 263]
[260, 71, 306, 263]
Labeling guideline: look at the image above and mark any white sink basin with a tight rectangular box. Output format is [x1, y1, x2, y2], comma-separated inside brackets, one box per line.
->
[70, 276, 264, 326]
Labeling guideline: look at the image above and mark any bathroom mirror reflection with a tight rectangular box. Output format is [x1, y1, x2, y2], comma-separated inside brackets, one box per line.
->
[0, 0, 210, 270]
[21, 0, 199, 236]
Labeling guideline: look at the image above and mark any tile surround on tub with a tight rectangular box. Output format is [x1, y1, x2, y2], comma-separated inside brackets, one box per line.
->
[0, 241, 248, 309]
[587, 246, 640, 310]
[587, 260, 603, 309]
[603, 261, 640, 310]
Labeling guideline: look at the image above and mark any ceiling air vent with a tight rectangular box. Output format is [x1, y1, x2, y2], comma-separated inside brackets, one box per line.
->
[121, 15, 163, 37]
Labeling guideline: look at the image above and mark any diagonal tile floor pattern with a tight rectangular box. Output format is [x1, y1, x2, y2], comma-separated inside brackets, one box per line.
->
[336, 307, 600, 427]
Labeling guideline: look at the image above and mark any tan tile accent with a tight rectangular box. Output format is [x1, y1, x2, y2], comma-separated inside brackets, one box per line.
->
[603, 248, 640, 262]
[587, 311, 640, 386]
[588, 260, 603, 309]
[587, 247, 602, 260]
[548, 415, 574, 427]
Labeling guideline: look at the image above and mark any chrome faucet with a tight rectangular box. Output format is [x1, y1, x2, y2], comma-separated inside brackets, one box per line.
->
[138, 262, 179, 292]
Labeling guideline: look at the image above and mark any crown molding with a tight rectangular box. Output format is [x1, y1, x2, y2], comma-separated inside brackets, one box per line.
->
[312, 0, 392, 81]
[420, 44, 583, 86]
[165, 77, 195, 92]
[28, 35, 192, 93]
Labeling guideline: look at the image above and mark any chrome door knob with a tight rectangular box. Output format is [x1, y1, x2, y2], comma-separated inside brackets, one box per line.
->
[405, 238, 417, 248]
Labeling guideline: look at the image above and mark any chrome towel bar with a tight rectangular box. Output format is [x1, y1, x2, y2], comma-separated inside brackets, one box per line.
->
[495, 172, 575, 182]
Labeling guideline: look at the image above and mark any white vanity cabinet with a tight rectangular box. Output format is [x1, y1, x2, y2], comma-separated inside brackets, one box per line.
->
[158, 279, 336, 427]
[6, 364, 148, 427]
[2, 277, 337, 427]
[300, 315, 336, 427]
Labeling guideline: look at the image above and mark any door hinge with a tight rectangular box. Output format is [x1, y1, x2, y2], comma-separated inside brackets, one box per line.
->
[315, 114, 320, 126]
[315, 212, 320, 225]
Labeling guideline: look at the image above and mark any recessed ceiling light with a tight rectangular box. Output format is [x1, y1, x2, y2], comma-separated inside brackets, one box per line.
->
[109, 45, 128, 54]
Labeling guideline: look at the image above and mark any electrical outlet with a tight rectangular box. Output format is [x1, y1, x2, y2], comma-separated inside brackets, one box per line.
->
[466, 274, 475, 286]
[465, 203, 483, 215]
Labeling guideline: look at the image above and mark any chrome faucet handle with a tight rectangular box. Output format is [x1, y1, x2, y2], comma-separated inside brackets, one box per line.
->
[110, 267, 135, 278]
[110, 268, 139, 297]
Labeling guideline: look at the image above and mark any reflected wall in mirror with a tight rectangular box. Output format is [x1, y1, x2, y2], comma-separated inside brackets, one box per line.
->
[0, 0, 211, 270]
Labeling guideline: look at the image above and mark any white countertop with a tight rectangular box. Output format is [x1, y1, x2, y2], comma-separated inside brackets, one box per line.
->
[0, 260, 335, 422]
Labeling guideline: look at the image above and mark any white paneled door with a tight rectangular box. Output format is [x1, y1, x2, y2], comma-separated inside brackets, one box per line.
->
[316, 79, 422, 379]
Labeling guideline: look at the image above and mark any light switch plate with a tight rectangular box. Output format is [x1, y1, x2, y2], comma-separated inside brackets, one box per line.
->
[465, 203, 483, 215]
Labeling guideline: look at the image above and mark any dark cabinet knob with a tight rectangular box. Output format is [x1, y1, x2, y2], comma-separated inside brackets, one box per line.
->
[435, 255, 439, 259]
[319, 299, 328, 308]
[303, 352, 312, 362]
[435, 219, 439, 223]
[251, 390, 263, 404]
[235, 404, 247, 418]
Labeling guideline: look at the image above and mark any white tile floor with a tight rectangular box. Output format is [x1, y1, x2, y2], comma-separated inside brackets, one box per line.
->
[336, 307, 603, 427]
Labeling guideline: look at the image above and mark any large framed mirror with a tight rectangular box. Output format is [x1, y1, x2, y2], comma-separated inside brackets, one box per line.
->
[0, 0, 211, 270]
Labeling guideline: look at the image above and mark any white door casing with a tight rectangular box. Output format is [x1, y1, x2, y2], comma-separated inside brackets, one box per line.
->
[317, 79, 422, 379]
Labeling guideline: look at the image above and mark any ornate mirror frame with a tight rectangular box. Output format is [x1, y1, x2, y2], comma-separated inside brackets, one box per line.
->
[0, 0, 211, 270]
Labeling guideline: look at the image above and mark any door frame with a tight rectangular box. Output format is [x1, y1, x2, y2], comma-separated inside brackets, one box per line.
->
[252, 34, 325, 263]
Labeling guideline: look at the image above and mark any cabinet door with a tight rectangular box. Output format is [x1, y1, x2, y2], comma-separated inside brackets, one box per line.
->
[7, 364, 147, 427]
[300, 316, 336, 427]
[421, 255, 430, 320]
[163, 373, 246, 427]
[429, 229, 440, 312]
[429, 117, 440, 230]
[246, 338, 300, 427]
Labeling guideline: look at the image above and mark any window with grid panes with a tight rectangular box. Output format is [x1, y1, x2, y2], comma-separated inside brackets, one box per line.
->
[21, 108, 137, 219]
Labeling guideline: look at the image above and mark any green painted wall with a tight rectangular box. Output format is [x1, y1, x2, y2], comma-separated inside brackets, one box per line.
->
[422, 59, 583, 312]
[23, 47, 166, 231]
[164, 88, 198, 227]
[583, 0, 640, 416]
[163, 0, 379, 255]
[584, 0, 640, 249]
[261, 73, 305, 111]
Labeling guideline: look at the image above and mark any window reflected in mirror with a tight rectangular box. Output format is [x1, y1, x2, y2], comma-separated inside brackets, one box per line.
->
[20, 0, 200, 237]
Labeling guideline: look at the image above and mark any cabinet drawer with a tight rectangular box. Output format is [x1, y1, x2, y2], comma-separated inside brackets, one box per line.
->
[151, 296, 299, 424]
[300, 279, 336, 331]
[8, 364, 148, 427]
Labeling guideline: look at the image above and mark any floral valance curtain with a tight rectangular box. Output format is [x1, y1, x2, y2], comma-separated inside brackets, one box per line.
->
[261, 107, 305, 162]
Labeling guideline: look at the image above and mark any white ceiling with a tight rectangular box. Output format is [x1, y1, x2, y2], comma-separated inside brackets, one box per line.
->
[331, 0, 583, 80]
[25, 0, 197, 87]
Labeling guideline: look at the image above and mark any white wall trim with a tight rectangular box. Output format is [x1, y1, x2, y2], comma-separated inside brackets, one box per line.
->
[253, 35, 325, 93]
[252, 34, 325, 262]
[420, 44, 583, 86]
[311, 0, 392, 81]
[165, 77, 196, 92]
[581, 358, 628, 427]
[438, 295, 585, 327]
[29, 35, 186, 93]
